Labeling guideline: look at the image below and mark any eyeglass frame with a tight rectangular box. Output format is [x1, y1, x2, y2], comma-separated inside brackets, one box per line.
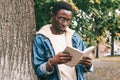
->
[56, 16, 71, 23]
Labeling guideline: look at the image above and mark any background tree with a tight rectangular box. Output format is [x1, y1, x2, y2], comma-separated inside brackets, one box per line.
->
[0, 0, 38, 80]
[71, 0, 120, 57]
[34, 0, 55, 31]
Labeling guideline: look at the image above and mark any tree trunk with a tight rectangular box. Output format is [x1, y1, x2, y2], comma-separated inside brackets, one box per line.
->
[0, 0, 38, 80]
[111, 32, 114, 56]
[96, 40, 99, 58]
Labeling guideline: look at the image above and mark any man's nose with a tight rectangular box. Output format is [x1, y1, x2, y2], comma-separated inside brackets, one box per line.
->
[62, 20, 69, 26]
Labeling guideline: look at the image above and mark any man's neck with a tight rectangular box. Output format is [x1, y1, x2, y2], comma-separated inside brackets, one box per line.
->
[50, 26, 65, 35]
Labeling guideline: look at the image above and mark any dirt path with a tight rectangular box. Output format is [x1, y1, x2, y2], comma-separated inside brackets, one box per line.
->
[85, 57, 120, 80]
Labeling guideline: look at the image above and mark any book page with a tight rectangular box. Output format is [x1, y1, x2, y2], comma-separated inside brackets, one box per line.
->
[63, 46, 95, 67]
[83, 46, 95, 57]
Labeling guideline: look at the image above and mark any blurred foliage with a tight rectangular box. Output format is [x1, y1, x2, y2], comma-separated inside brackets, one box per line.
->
[34, 0, 120, 48]
[70, 0, 120, 47]
[34, 0, 55, 30]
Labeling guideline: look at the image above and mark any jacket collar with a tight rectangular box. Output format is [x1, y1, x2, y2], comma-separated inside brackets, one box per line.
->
[36, 24, 75, 47]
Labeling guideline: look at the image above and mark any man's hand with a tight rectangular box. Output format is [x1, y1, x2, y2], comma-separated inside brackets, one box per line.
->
[78, 56, 92, 67]
[50, 52, 72, 65]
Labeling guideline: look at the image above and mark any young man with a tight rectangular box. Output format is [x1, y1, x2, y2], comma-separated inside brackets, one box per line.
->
[32, 1, 93, 80]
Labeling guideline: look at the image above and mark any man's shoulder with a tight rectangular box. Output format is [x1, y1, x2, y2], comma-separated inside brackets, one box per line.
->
[34, 34, 47, 40]
[72, 32, 79, 37]
[66, 27, 75, 34]
[72, 32, 83, 41]
[36, 24, 51, 34]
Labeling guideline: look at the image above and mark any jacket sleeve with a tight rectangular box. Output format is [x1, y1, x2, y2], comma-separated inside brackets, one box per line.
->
[72, 33, 94, 72]
[32, 35, 53, 77]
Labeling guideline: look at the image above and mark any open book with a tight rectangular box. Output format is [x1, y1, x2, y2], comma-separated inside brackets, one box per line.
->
[63, 46, 95, 67]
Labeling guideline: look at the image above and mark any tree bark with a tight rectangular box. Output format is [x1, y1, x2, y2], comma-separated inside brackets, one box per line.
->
[0, 0, 38, 80]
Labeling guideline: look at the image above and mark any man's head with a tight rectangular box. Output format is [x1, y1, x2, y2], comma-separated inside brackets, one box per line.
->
[51, 1, 72, 16]
[51, 1, 73, 34]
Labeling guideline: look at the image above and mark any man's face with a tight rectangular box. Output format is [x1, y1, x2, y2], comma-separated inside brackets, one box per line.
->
[52, 9, 72, 34]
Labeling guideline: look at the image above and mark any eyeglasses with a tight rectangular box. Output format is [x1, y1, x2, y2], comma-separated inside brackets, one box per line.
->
[56, 16, 71, 23]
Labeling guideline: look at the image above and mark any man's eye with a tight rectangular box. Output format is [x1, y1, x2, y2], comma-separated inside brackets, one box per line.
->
[59, 17, 65, 21]
[57, 17, 71, 23]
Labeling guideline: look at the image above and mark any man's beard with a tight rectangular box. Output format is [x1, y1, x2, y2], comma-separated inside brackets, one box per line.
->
[56, 28, 66, 34]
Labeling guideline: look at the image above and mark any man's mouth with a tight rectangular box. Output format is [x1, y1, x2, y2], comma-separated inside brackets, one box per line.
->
[59, 26, 66, 30]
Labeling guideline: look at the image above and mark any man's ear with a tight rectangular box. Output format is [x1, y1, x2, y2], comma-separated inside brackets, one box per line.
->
[50, 12, 55, 17]
[50, 12, 55, 22]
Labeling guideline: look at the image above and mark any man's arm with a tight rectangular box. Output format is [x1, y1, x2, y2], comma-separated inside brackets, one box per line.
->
[72, 33, 93, 72]
[32, 35, 53, 76]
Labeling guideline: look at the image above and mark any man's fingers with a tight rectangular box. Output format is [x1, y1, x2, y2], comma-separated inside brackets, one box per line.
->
[85, 56, 92, 60]
[60, 56, 72, 60]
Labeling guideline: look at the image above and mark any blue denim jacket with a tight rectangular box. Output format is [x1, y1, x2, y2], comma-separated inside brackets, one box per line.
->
[32, 33, 93, 80]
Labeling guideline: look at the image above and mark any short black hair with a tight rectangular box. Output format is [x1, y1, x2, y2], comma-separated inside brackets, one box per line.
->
[51, 1, 72, 15]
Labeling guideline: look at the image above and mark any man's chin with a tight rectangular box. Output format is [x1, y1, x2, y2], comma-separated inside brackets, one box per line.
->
[60, 28, 66, 32]
[57, 29, 66, 34]
[60, 27, 67, 31]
